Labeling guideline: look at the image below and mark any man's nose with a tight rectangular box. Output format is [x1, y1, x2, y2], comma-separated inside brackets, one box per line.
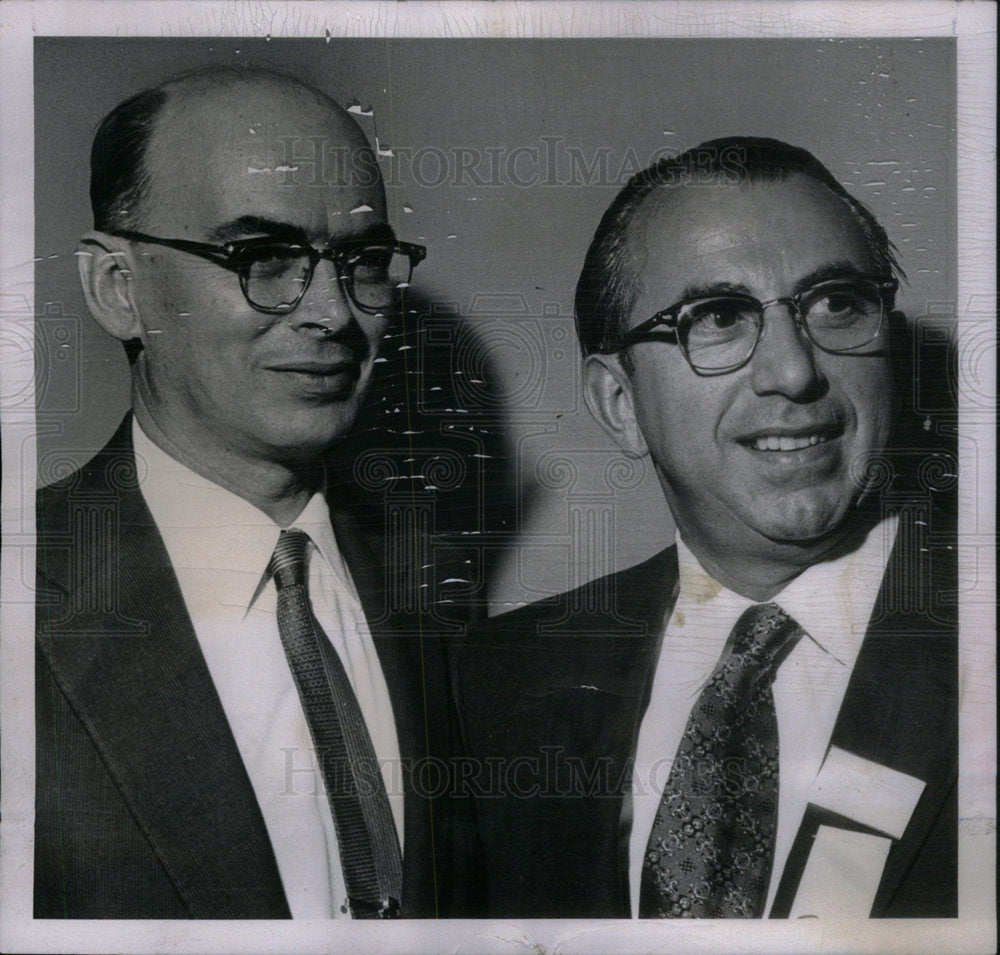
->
[748, 303, 826, 400]
[287, 259, 355, 333]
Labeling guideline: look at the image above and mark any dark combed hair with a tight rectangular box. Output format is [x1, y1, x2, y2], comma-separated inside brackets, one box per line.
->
[574, 136, 903, 357]
[90, 86, 169, 232]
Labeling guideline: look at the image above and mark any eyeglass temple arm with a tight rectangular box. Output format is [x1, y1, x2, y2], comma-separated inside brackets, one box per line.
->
[605, 312, 681, 351]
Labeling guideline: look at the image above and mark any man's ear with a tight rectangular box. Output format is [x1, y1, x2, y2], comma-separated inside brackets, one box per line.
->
[582, 351, 649, 459]
[77, 232, 144, 342]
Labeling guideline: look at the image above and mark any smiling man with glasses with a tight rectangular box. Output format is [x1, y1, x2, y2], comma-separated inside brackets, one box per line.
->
[453, 138, 957, 920]
[35, 67, 458, 920]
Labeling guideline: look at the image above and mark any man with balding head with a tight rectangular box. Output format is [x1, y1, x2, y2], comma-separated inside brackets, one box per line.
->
[454, 138, 957, 919]
[35, 68, 454, 919]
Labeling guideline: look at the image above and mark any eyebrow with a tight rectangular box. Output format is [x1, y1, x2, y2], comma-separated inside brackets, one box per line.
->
[205, 215, 397, 246]
[789, 260, 870, 296]
[678, 260, 870, 303]
[679, 279, 754, 301]
[206, 216, 307, 243]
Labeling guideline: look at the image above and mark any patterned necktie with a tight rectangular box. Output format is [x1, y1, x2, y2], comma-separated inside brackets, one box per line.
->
[269, 528, 402, 918]
[640, 602, 804, 918]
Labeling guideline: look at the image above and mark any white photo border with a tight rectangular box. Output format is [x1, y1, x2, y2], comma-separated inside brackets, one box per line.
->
[1, 3, 994, 954]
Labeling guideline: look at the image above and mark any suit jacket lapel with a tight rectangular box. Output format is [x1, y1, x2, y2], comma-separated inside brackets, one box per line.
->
[772, 504, 958, 917]
[327, 502, 435, 762]
[599, 549, 681, 913]
[327, 500, 455, 916]
[827, 504, 957, 915]
[615, 604, 681, 910]
[37, 418, 290, 918]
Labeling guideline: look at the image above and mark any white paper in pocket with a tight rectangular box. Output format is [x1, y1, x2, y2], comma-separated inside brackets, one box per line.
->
[789, 826, 894, 918]
[789, 747, 927, 917]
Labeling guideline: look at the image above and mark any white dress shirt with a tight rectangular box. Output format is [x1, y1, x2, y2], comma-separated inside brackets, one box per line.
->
[133, 420, 403, 919]
[629, 515, 898, 917]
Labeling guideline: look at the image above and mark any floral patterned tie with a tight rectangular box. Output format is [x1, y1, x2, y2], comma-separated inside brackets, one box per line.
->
[640, 603, 803, 918]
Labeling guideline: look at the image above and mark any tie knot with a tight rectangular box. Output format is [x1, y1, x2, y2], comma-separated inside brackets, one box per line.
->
[726, 602, 803, 681]
[269, 528, 310, 590]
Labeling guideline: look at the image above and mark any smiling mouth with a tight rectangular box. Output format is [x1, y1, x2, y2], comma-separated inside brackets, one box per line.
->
[266, 362, 361, 399]
[750, 434, 831, 452]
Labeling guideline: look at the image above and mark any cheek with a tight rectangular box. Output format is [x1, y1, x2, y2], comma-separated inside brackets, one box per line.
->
[366, 315, 390, 355]
[135, 257, 190, 313]
[136, 285, 245, 388]
[351, 317, 390, 380]
[137, 257, 246, 332]
[630, 359, 722, 468]
[146, 303, 266, 388]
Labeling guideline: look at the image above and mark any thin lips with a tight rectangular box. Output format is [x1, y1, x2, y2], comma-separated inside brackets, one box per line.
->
[267, 360, 358, 375]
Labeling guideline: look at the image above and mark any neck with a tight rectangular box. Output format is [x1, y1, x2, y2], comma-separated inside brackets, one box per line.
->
[677, 506, 880, 602]
[132, 390, 322, 527]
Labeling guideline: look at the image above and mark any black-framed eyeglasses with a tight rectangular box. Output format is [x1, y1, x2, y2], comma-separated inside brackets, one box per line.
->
[107, 229, 427, 315]
[600, 274, 898, 375]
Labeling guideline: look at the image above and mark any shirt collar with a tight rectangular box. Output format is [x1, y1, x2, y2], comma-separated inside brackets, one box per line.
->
[772, 514, 898, 668]
[286, 491, 359, 600]
[676, 513, 898, 669]
[132, 418, 351, 614]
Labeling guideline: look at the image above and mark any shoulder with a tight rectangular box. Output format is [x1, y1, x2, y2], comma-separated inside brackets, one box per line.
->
[450, 548, 677, 761]
[452, 546, 677, 688]
[877, 491, 957, 630]
[37, 417, 137, 519]
[36, 416, 142, 589]
[478, 546, 676, 638]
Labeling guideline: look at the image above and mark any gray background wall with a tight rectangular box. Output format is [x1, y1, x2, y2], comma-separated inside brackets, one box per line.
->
[33, 38, 956, 612]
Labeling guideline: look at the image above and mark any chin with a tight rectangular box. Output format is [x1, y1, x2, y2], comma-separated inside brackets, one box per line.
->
[753, 490, 857, 545]
[266, 417, 359, 464]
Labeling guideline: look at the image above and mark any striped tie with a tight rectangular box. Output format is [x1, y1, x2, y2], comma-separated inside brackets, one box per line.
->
[269, 528, 402, 918]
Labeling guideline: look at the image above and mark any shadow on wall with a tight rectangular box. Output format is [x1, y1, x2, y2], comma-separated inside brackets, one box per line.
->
[882, 311, 959, 509]
[327, 290, 522, 626]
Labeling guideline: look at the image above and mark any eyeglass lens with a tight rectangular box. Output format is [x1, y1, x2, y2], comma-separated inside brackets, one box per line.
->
[683, 279, 886, 371]
[243, 245, 412, 312]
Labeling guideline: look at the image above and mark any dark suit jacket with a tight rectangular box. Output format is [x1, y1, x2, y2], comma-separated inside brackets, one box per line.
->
[452, 503, 958, 918]
[35, 417, 463, 918]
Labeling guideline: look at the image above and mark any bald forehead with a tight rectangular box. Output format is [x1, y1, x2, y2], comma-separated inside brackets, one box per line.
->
[618, 174, 879, 334]
[150, 75, 366, 165]
[623, 175, 872, 280]
[138, 73, 383, 237]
